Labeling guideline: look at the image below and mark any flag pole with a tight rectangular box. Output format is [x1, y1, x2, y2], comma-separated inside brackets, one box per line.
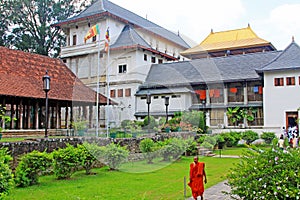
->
[106, 35, 110, 138]
[96, 32, 101, 137]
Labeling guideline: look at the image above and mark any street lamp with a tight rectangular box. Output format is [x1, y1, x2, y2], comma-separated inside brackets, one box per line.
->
[43, 70, 50, 138]
[165, 96, 169, 123]
[146, 92, 151, 133]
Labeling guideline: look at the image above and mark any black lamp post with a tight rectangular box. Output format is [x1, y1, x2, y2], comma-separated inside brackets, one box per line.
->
[43, 71, 50, 138]
[165, 96, 169, 123]
[146, 92, 151, 133]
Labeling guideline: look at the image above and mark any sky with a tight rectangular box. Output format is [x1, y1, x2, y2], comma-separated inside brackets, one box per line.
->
[110, 0, 300, 50]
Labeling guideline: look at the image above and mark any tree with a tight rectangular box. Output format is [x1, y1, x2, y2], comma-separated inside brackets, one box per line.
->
[1, 0, 94, 57]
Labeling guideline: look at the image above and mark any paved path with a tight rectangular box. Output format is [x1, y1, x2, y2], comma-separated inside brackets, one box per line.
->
[186, 180, 233, 200]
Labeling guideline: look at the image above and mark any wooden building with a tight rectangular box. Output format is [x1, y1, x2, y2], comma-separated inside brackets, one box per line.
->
[0, 47, 112, 131]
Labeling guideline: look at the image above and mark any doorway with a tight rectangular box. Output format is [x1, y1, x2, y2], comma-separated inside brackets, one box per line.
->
[286, 112, 298, 128]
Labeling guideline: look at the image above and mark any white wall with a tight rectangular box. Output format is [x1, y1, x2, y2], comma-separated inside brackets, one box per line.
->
[264, 70, 300, 128]
[136, 93, 192, 114]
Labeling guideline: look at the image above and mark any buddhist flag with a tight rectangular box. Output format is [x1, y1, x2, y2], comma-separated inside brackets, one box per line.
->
[105, 27, 110, 52]
[84, 24, 100, 43]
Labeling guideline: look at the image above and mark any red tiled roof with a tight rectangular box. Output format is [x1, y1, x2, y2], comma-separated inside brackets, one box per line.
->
[0, 47, 110, 104]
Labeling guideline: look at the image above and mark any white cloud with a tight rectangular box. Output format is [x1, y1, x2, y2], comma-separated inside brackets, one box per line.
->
[253, 3, 300, 50]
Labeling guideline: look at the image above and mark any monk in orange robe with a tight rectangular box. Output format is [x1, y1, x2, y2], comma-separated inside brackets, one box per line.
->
[188, 156, 207, 200]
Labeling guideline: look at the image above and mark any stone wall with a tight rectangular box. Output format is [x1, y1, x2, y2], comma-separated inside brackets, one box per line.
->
[0, 132, 196, 168]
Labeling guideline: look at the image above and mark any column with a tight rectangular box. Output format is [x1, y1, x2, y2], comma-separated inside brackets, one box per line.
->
[19, 100, 23, 129]
[34, 101, 39, 129]
[27, 103, 31, 129]
[224, 87, 228, 106]
[244, 82, 248, 105]
[89, 105, 93, 128]
[65, 106, 69, 129]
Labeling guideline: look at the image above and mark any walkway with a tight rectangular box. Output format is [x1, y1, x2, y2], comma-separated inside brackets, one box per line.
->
[186, 180, 233, 200]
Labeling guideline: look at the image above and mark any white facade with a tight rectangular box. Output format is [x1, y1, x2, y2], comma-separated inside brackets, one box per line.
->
[59, 16, 188, 127]
[263, 70, 300, 128]
[135, 92, 192, 118]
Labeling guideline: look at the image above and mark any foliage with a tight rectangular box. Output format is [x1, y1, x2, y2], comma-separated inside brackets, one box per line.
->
[139, 138, 157, 163]
[226, 107, 257, 126]
[143, 116, 157, 129]
[158, 117, 166, 126]
[181, 110, 202, 127]
[185, 139, 198, 156]
[260, 132, 276, 144]
[52, 144, 80, 179]
[226, 107, 241, 125]
[15, 151, 52, 187]
[0, 105, 12, 133]
[121, 120, 131, 129]
[200, 135, 217, 150]
[1, 0, 94, 57]
[102, 143, 129, 170]
[227, 147, 300, 199]
[77, 143, 104, 175]
[241, 130, 259, 145]
[71, 120, 88, 130]
[0, 148, 14, 199]
[220, 132, 237, 147]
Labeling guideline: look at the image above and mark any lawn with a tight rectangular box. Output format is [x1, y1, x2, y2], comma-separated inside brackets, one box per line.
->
[6, 156, 239, 200]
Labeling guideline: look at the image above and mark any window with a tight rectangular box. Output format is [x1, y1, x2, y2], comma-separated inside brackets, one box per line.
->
[110, 89, 116, 98]
[118, 64, 127, 73]
[125, 88, 131, 97]
[118, 89, 123, 97]
[92, 36, 96, 42]
[286, 77, 295, 86]
[158, 59, 163, 64]
[144, 54, 147, 61]
[154, 96, 159, 99]
[274, 78, 284, 86]
[141, 96, 146, 100]
[171, 95, 181, 98]
[151, 57, 156, 63]
[72, 35, 77, 45]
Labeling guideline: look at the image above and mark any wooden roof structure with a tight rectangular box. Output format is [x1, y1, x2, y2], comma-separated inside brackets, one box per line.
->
[181, 25, 276, 59]
[0, 47, 113, 106]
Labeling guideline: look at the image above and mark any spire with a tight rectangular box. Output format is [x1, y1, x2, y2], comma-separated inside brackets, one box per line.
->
[211, 28, 213, 33]
[248, 23, 250, 28]
[292, 36, 295, 42]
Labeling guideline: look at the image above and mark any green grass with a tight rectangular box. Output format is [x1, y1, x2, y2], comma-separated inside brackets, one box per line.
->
[213, 146, 273, 156]
[6, 156, 239, 200]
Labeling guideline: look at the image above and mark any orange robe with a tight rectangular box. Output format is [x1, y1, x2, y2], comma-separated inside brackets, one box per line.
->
[188, 162, 205, 199]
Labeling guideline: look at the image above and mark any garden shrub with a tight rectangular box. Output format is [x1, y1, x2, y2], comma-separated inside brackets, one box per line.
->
[15, 150, 52, 187]
[0, 148, 13, 199]
[185, 138, 198, 156]
[121, 120, 131, 129]
[102, 143, 129, 170]
[52, 144, 80, 179]
[160, 138, 187, 161]
[260, 132, 276, 144]
[228, 131, 242, 146]
[220, 132, 236, 147]
[227, 147, 300, 199]
[199, 136, 216, 150]
[241, 130, 259, 145]
[77, 143, 104, 175]
[139, 138, 158, 163]
[143, 116, 157, 129]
